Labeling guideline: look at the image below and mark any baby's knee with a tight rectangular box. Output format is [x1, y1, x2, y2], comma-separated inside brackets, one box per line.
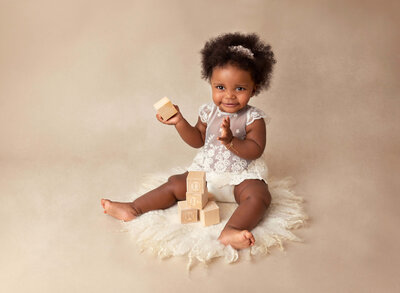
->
[263, 187, 272, 208]
[245, 192, 271, 209]
[167, 173, 188, 197]
[167, 173, 186, 186]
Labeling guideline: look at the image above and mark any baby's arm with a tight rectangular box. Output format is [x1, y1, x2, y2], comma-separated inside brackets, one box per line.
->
[156, 105, 206, 148]
[218, 116, 266, 160]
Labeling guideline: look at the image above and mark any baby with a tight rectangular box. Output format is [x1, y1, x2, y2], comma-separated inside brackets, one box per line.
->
[101, 32, 277, 250]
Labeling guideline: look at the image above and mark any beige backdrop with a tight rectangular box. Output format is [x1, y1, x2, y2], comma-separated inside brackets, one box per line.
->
[1, 0, 399, 292]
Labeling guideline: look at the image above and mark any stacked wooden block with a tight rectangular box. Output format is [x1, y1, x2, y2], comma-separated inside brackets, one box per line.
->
[178, 171, 220, 226]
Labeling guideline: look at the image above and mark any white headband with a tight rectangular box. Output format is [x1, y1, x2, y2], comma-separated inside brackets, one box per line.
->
[228, 45, 254, 60]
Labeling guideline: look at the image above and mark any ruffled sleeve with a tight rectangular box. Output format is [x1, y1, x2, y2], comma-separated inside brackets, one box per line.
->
[199, 103, 214, 124]
[246, 106, 271, 126]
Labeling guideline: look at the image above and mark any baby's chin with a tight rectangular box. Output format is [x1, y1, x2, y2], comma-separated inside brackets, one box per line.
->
[217, 104, 245, 113]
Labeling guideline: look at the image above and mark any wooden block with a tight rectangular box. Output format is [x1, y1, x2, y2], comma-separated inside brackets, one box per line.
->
[178, 201, 198, 224]
[153, 97, 178, 121]
[187, 171, 206, 194]
[200, 201, 220, 227]
[207, 191, 215, 201]
[186, 191, 208, 210]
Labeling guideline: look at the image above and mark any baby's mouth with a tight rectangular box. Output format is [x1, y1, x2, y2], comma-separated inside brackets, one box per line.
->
[223, 103, 238, 107]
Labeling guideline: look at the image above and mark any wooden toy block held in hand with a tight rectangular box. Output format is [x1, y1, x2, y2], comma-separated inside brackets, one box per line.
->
[178, 201, 198, 224]
[153, 97, 178, 121]
[187, 171, 206, 194]
[200, 201, 220, 227]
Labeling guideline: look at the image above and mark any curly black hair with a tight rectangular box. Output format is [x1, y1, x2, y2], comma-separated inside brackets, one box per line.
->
[200, 32, 276, 96]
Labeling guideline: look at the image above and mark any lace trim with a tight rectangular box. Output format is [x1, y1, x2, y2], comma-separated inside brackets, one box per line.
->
[199, 103, 214, 124]
[246, 107, 269, 126]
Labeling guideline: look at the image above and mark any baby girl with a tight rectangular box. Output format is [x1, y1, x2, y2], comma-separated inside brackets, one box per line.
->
[101, 32, 277, 250]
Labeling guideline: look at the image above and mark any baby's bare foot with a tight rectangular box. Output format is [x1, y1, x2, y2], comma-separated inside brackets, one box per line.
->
[218, 227, 255, 250]
[101, 199, 137, 222]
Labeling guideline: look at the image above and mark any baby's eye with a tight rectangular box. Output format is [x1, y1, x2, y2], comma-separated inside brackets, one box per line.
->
[216, 85, 225, 90]
[236, 87, 246, 91]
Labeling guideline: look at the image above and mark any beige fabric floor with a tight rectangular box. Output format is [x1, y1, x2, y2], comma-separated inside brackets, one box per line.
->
[1, 0, 399, 292]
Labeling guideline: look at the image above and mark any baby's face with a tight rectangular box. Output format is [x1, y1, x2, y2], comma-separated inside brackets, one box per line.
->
[210, 63, 256, 113]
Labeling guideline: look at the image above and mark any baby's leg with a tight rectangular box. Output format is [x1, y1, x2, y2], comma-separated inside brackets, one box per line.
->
[218, 179, 271, 249]
[101, 172, 188, 221]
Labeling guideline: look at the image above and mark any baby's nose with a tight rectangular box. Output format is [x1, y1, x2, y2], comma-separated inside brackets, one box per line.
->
[226, 91, 236, 99]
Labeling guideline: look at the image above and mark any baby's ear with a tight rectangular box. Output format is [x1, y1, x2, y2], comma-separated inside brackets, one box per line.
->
[252, 85, 258, 96]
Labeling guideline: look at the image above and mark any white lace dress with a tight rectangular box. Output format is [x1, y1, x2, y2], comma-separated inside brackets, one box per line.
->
[188, 103, 271, 201]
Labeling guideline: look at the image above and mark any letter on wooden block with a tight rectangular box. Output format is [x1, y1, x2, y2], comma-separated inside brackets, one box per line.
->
[187, 171, 206, 194]
[153, 97, 178, 121]
[186, 191, 208, 210]
[200, 201, 220, 226]
[178, 201, 198, 224]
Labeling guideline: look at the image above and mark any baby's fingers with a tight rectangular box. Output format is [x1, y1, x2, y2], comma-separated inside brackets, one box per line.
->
[221, 117, 230, 129]
[224, 116, 230, 126]
[156, 113, 164, 122]
[156, 113, 171, 124]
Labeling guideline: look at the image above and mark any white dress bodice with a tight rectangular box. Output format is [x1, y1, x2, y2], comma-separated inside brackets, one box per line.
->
[188, 103, 270, 188]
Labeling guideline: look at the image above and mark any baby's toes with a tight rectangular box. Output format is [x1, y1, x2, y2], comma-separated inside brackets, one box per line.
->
[243, 230, 255, 244]
[101, 199, 112, 212]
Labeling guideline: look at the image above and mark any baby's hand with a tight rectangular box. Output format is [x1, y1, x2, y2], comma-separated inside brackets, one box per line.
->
[217, 116, 233, 145]
[156, 105, 183, 125]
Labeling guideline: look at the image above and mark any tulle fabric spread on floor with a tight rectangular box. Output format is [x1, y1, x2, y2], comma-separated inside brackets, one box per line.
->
[122, 168, 308, 269]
